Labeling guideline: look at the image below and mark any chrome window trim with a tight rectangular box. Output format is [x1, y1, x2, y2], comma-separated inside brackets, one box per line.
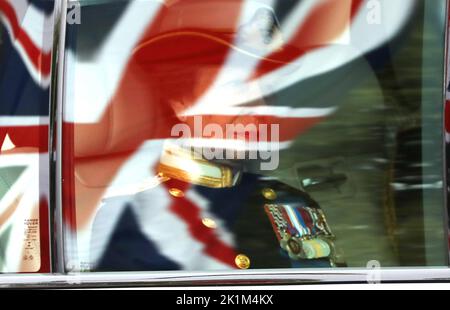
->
[49, 0, 68, 274]
[1, 268, 450, 288]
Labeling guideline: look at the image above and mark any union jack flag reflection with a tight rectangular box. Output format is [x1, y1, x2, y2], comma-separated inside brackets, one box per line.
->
[61, 0, 418, 272]
[1, 0, 419, 272]
[0, 0, 53, 272]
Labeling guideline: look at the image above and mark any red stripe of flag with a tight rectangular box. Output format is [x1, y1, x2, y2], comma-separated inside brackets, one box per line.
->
[0, 0, 51, 78]
[163, 178, 237, 268]
[250, 0, 364, 80]
[0, 125, 48, 152]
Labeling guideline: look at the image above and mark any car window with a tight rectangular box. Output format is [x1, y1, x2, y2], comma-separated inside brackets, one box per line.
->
[60, 0, 448, 273]
[0, 0, 53, 273]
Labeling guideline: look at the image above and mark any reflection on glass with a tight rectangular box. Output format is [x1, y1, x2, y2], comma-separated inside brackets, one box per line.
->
[62, 0, 447, 272]
[0, 0, 53, 273]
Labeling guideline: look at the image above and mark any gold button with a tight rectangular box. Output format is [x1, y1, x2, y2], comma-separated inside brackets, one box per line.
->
[235, 254, 251, 269]
[262, 188, 277, 200]
[168, 188, 184, 198]
[202, 218, 217, 229]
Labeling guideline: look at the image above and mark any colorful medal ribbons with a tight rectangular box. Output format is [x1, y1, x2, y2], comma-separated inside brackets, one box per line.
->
[264, 204, 334, 260]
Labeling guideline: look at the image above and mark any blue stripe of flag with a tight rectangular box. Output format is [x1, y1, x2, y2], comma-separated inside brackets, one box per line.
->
[0, 24, 49, 117]
[28, 0, 54, 15]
